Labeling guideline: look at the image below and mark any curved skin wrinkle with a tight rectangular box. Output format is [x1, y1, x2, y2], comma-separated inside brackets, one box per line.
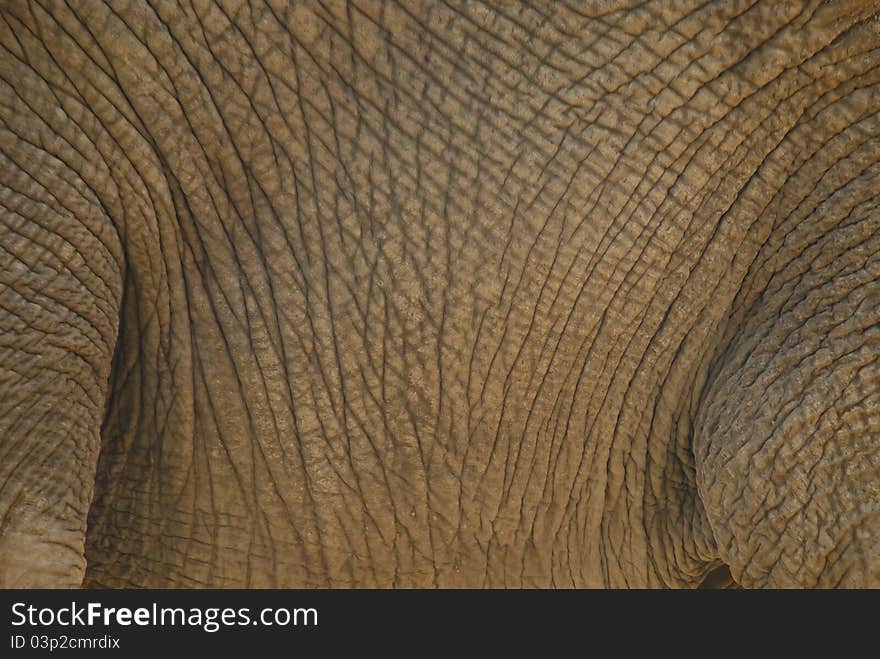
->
[0, 0, 878, 588]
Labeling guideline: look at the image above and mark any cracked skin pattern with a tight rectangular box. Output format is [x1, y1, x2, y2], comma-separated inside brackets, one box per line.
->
[0, 0, 878, 588]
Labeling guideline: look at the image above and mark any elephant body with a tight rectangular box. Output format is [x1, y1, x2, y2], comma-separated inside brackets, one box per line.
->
[1, 0, 879, 588]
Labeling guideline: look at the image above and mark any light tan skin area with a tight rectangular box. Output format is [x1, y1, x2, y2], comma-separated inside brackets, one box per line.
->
[0, 0, 878, 588]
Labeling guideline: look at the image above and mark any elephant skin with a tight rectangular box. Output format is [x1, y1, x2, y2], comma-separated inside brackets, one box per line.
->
[1, 0, 879, 588]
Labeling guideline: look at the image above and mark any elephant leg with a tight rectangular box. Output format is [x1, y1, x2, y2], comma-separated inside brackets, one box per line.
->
[0, 136, 123, 587]
[696, 198, 880, 587]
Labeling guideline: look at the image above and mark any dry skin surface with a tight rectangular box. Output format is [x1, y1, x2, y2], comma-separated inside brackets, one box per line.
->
[0, 0, 878, 588]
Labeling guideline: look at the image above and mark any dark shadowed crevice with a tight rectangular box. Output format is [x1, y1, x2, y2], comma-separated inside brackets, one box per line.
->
[698, 564, 740, 589]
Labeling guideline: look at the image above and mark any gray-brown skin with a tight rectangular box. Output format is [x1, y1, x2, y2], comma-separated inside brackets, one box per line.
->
[0, 0, 878, 589]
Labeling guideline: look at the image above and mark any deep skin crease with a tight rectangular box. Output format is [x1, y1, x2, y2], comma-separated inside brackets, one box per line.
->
[0, 0, 878, 588]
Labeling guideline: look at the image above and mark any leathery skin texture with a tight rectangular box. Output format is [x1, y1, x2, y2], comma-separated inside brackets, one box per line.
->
[0, 0, 878, 588]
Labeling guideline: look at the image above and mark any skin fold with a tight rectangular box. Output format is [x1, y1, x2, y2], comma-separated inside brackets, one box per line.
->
[0, 0, 878, 588]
